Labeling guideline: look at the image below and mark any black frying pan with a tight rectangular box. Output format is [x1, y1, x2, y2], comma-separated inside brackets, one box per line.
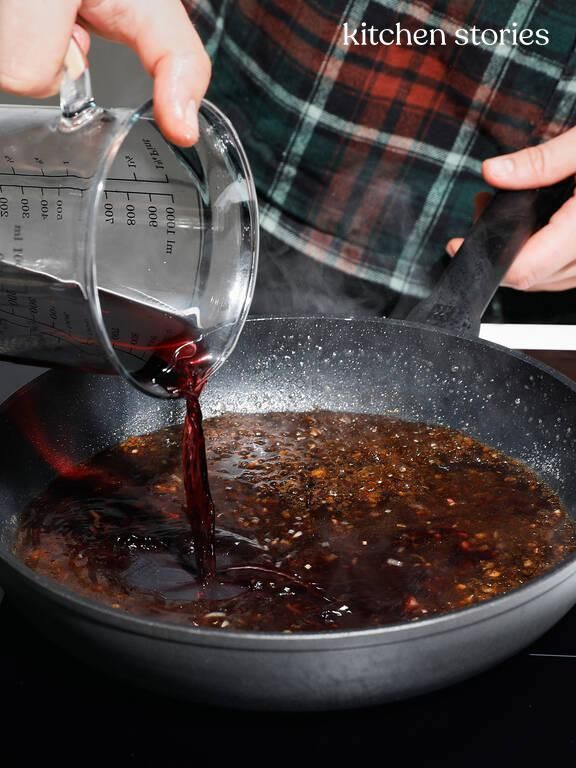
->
[0, 181, 575, 711]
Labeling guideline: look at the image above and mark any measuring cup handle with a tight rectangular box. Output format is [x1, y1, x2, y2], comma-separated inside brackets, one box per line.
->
[59, 37, 102, 131]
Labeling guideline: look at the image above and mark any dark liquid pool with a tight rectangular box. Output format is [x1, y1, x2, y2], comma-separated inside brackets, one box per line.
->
[16, 411, 576, 632]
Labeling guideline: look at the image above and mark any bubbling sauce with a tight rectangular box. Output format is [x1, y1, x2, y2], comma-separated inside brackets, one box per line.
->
[16, 411, 576, 632]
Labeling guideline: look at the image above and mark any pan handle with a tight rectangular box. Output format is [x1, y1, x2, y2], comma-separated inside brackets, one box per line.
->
[405, 178, 575, 335]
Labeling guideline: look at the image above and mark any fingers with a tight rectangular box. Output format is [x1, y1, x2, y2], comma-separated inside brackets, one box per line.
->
[508, 250, 576, 291]
[524, 276, 576, 292]
[483, 126, 576, 190]
[72, 23, 91, 57]
[138, 1, 212, 148]
[65, 26, 92, 79]
[446, 241, 576, 290]
[80, 0, 211, 146]
[446, 195, 576, 292]
[501, 194, 576, 290]
[0, 0, 211, 145]
[152, 52, 209, 146]
[0, 0, 80, 96]
[446, 238, 463, 257]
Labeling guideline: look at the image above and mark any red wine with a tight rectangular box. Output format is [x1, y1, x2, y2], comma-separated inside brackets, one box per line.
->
[0, 261, 217, 579]
[0, 261, 206, 391]
[171, 339, 217, 583]
[181, 394, 216, 580]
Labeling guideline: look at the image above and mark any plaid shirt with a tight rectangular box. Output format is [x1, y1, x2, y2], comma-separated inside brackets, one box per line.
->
[187, 0, 576, 297]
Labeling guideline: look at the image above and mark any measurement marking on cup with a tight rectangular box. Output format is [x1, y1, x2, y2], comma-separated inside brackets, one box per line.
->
[0, 171, 45, 178]
[0, 184, 85, 196]
[0, 182, 173, 202]
[105, 189, 174, 201]
[109, 176, 170, 184]
[0, 171, 171, 185]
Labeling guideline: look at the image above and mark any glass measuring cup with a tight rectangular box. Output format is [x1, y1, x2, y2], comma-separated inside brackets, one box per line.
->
[0, 42, 259, 397]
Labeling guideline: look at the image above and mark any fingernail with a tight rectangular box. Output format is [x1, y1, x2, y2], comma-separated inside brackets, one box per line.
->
[486, 156, 515, 179]
[184, 99, 199, 142]
[64, 37, 87, 80]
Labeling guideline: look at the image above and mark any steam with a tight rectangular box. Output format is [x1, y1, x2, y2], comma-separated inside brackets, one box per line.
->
[250, 229, 421, 319]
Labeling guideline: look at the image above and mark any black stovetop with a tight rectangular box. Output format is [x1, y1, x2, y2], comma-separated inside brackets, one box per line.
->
[2, 356, 576, 765]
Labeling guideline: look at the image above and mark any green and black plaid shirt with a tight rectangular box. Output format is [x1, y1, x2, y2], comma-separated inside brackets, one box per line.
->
[187, 0, 576, 298]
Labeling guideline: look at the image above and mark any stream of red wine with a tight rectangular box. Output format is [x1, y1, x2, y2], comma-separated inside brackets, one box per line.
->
[175, 351, 314, 586]
[181, 392, 216, 582]
[163, 337, 217, 584]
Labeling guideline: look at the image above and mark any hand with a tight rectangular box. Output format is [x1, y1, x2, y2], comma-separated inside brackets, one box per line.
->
[447, 127, 576, 291]
[0, 0, 211, 146]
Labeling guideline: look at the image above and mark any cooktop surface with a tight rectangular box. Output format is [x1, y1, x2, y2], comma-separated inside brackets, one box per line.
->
[1, 346, 576, 765]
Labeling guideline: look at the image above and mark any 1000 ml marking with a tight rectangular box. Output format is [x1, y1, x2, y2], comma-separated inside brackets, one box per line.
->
[99, 195, 177, 259]
[166, 205, 176, 257]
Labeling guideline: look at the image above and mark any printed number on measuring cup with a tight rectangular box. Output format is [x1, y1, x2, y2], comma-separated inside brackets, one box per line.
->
[126, 204, 136, 226]
[20, 199, 30, 219]
[104, 202, 114, 224]
[148, 205, 158, 228]
[0, 197, 8, 218]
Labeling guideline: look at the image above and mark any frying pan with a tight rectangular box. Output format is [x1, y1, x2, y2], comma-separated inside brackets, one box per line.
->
[0, 182, 576, 711]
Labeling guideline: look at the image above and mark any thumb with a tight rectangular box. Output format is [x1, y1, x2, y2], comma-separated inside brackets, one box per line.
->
[483, 126, 576, 190]
[80, 0, 211, 147]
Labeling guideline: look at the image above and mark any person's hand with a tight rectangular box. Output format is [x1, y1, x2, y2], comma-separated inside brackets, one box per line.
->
[446, 127, 576, 291]
[0, 0, 211, 146]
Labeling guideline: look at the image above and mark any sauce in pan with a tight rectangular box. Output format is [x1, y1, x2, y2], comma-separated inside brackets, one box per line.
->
[15, 411, 576, 632]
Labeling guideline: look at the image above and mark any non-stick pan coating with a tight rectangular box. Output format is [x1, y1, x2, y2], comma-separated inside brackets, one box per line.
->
[1, 318, 576, 710]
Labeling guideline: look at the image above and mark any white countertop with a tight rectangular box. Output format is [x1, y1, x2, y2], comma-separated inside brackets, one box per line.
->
[480, 324, 576, 350]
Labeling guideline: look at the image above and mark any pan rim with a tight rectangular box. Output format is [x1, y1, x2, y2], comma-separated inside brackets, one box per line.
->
[2, 315, 576, 649]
